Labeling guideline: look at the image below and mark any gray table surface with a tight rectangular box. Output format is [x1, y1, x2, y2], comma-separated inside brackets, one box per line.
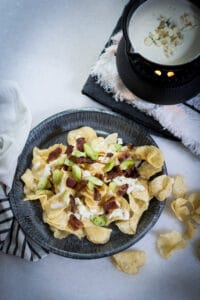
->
[0, 1, 199, 300]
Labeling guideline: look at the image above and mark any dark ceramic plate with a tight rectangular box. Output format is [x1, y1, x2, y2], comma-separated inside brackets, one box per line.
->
[10, 109, 166, 259]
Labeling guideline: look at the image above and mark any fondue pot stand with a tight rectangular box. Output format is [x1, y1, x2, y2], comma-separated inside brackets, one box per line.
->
[116, 0, 200, 105]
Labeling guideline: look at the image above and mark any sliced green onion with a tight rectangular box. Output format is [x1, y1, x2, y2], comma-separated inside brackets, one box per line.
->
[84, 143, 98, 160]
[52, 169, 63, 185]
[87, 181, 94, 191]
[87, 176, 103, 186]
[64, 158, 74, 167]
[72, 150, 86, 157]
[72, 164, 82, 181]
[63, 190, 70, 203]
[54, 157, 65, 166]
[108, 181, 117, 192]
[110, 143, 122, 152]
[120, 159, 134, 170]
[103, 160, 116, 173]
[90, 215, 107, 227]
[37, 177, 51, 190]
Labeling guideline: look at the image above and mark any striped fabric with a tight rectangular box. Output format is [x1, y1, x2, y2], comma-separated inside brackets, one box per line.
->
[0, 198, 49, 261]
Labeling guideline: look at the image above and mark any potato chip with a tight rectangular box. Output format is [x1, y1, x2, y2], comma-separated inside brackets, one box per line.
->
[188, 192, 200, 225]
[149, 175, 174, 201]
[112, 250, 146, 275]
[183, 220, 197, 240]
[115, 220, 135, 235]
[138, 161, 162, 180]
[50, 226, 70, 239]
[104, 133, 118, 144]
[21, 169, 37, 191]
[88, 162, 105, 176]
[133, 145, 164, 169]
[84, 220, 112, 244]
[90, 137, 108, 152]
[33, 144, 66, 162]
[157, 230, 187, 259]
[171, 198, 190, 222]
[67, 126, 97, 145]
[129, 179, 151, 203]
[116, 197, 148, 235]
[173, 175, 187, 198]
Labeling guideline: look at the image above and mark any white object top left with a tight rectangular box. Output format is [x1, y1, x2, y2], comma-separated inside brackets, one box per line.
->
[0, 81, 32, 198]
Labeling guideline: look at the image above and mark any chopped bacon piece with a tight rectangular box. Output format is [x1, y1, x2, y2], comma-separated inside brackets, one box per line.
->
[66, 177, 77, 189]
[69, 156, 94, 164]
[68, 214, 83, 231]
[118, 151, 130, 162]
[65, 145, 74, 155]
[127, 143, 134, 150]
[94, 188, 101, 201]
[106, 152, 114, 157]
[107, 166, 123, 180]
[47, 147, 62, 163]
[62, 165, 69, 171]
[75, 180, 87, 192]
[125, 166, 139, 178]
[96, 174, 104, 181]
[69, 195, 76, 213]
[117, 184, 129, 196]
[76, 137, 86, 152]
[103, 197, 118, 214]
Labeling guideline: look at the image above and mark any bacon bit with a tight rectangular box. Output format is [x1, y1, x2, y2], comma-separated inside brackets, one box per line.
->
[117, 184, 129, 196]
[96, 174, 104, 181]
[103, 197, 118, 214]
[66, 177, 77, 189]
[62, 165, 69, 171]
[76, 137, 85, 152]
[75, 180, 87, 192]
[107, 166, 123, 180]
[127, 143, 134, 150]
[65, 145, 74, 155]
[68, 214, 83, 231]
[69, 156, 94, 164]
[106, 152, 114, 157]
[69, 195, 76, 213]
[125, 166, 139, 178]
[118, 151, 130, 162]
[47, 147, 62, 163]
[94, 188, 101, 201]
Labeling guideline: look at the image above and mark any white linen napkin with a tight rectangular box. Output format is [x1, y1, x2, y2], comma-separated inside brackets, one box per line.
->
[91, 32, 200, 157]
[0, 81, 48, 261]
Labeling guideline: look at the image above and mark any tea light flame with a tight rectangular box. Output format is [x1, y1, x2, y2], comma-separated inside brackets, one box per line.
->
[154, 70, 162, 76]
[167, 71, 175, 77]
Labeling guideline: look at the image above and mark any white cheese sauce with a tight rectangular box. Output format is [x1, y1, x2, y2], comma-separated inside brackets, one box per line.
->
[108, 208, 130, 220]
[42, 165, 51, 177]
[129, 0, 200, 65]
[113, 176, 145, 193]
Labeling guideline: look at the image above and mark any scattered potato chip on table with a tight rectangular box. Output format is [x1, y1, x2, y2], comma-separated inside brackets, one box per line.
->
[112, 250, 146, 275]
[157, 230, 187, 259]
[173, 175, 187, 199]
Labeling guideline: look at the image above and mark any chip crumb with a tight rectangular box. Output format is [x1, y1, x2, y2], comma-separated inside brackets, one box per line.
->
[112, 250, 146, 275]
[157, 230, 187, 259]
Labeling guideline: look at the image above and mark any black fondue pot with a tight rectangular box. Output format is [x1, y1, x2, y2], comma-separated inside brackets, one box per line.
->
[116, 0, 200, 105]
